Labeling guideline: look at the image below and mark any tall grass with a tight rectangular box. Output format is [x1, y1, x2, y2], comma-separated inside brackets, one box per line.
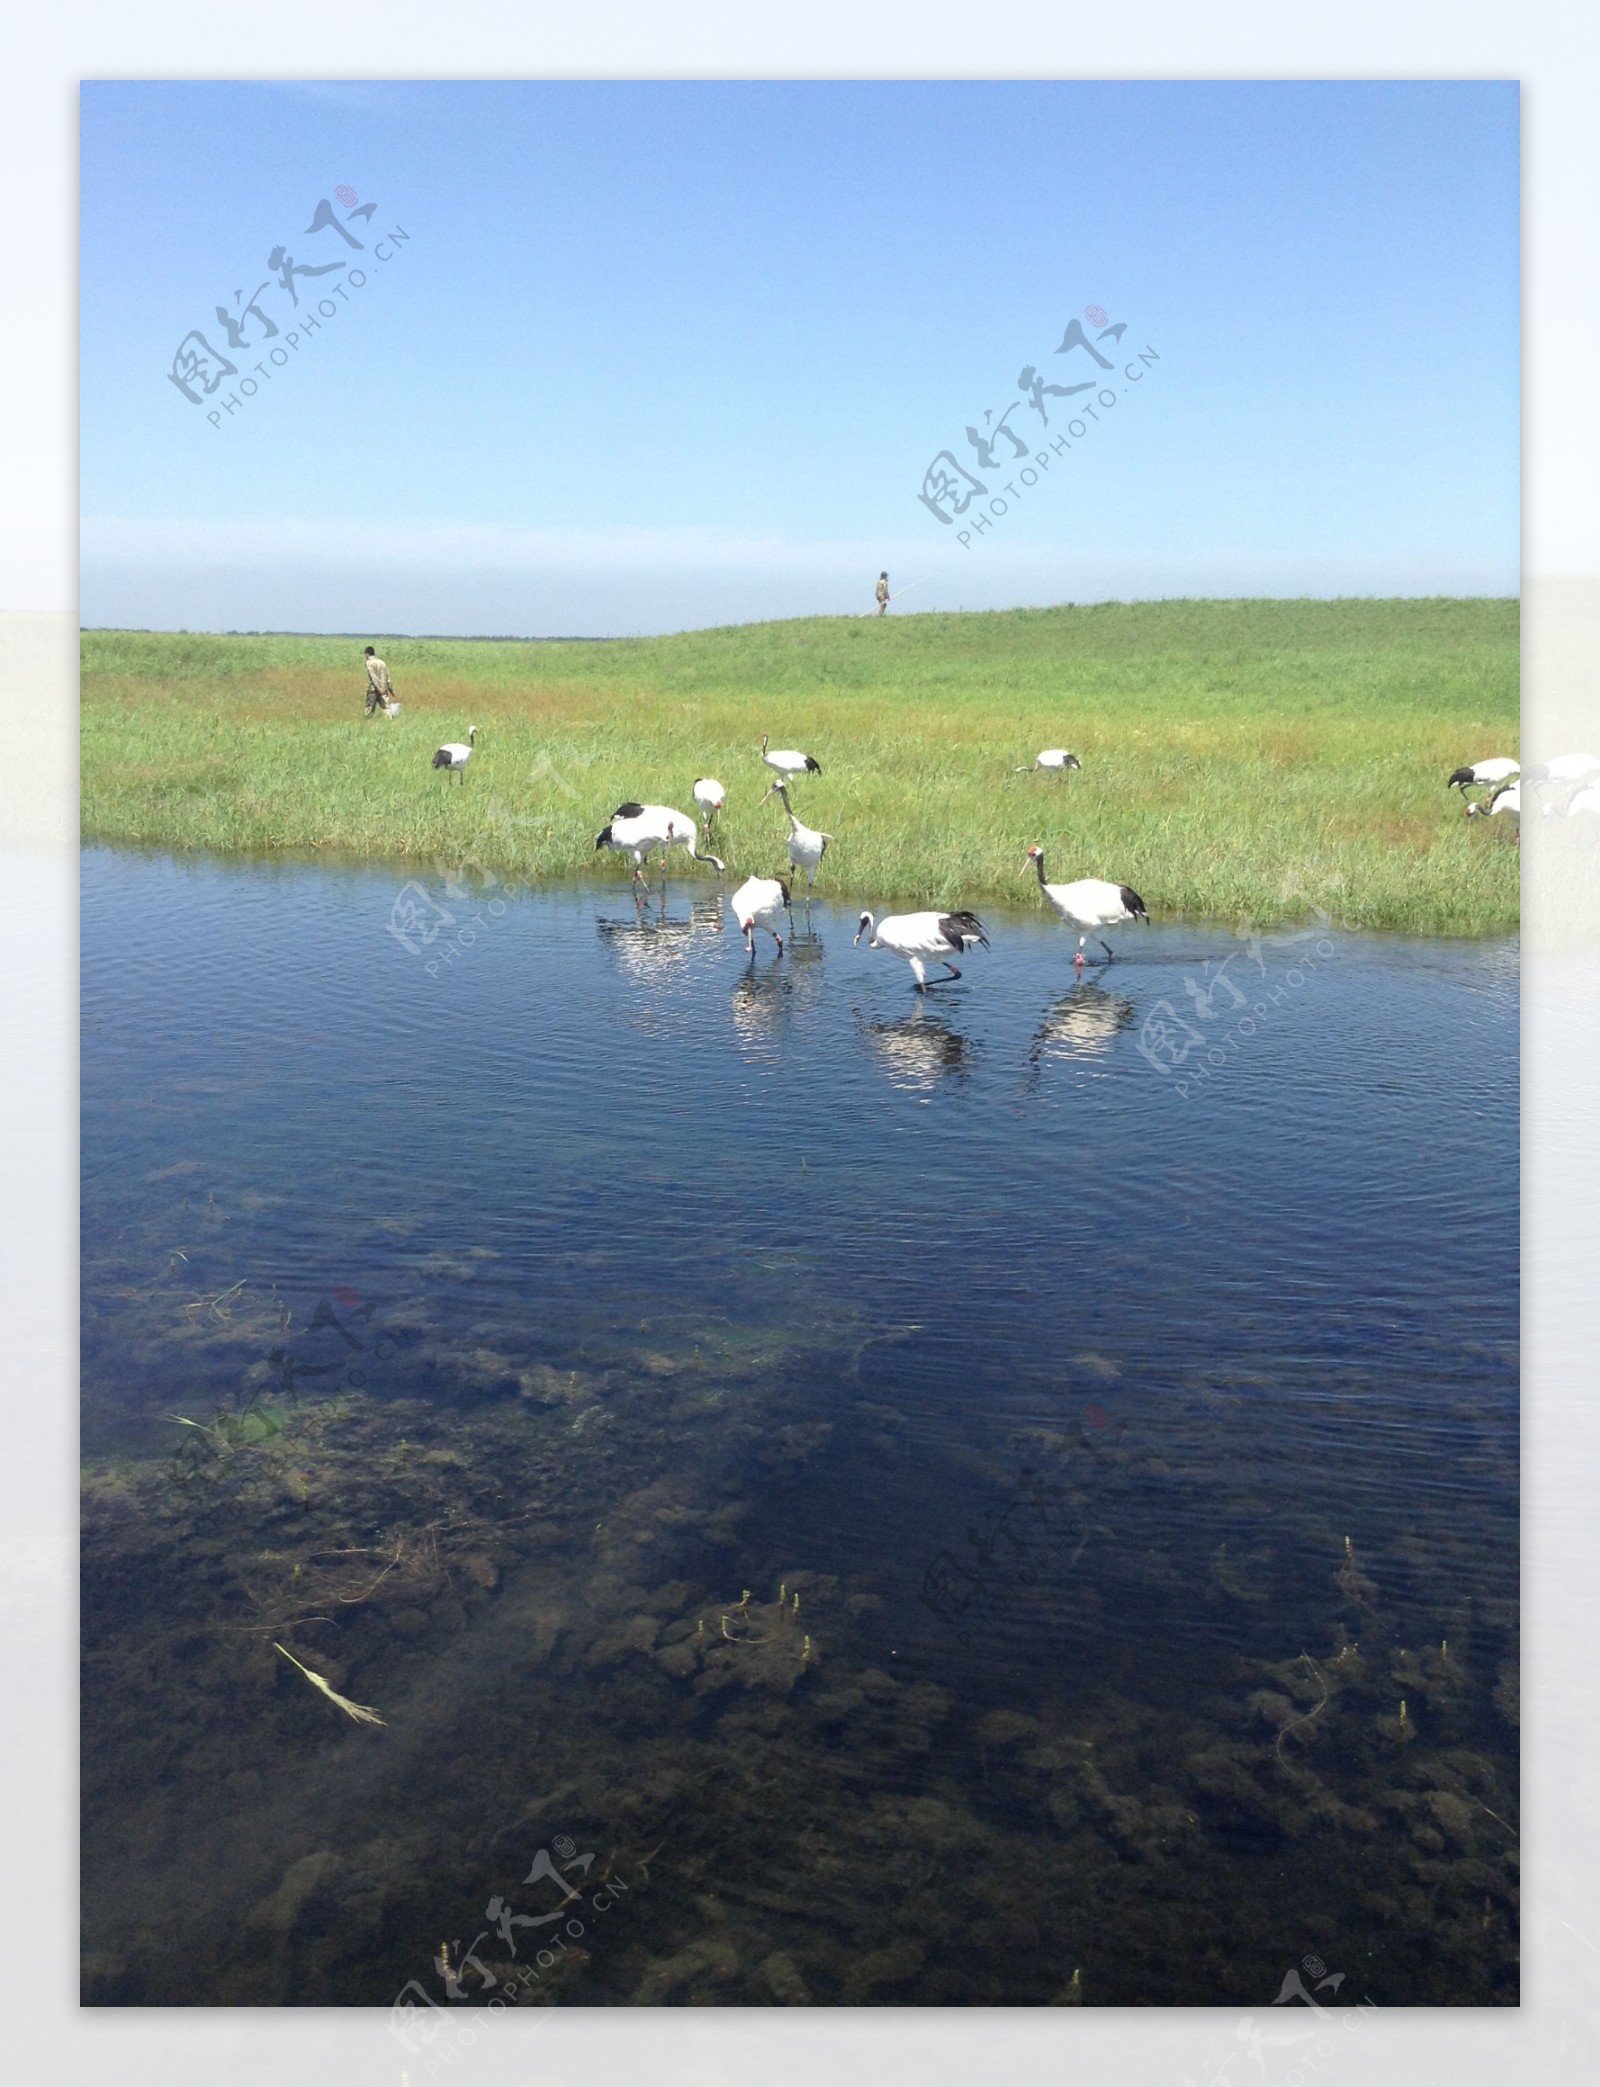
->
[81, 599, 1520, 934]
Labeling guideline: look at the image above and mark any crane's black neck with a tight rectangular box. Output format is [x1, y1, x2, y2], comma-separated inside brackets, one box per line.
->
[1031, 852, 1049, 888]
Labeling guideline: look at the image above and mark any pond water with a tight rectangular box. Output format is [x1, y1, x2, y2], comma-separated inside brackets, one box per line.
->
[80, 847, 1519, 2010]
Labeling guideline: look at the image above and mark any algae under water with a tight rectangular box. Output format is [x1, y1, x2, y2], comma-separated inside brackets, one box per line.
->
[80, 848, 1518, 2006]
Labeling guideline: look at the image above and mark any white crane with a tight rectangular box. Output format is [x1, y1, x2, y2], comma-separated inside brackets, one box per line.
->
[764, 780, 833, 887]
[1447, 757, 1519, 794]
[729, 874, 792, 956]
[432, 725, 476, 781]
[760, 734, 821, 783]
[1466, 780, 1519, 824]
[692, 777, 726, 828]
[1562, 783, 1600, 818]
[854, 909, 989, 990]
[1025, 844, 1148, 965]
[594, 803, 725, 889]
[1015, 749, 1082, 775]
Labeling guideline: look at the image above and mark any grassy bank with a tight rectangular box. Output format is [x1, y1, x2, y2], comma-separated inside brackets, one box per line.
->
[81, 599, 1520, 933]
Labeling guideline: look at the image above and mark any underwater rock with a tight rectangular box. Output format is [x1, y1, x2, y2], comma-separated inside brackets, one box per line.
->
[753, 1420, 834, 1468]
[1209, 1541, 1274, 1605]
[843, 1938, 926, 2003]
[249, 1851, 339, 1935]
[757, 1949, 813, 2005]
[1426, 1790, 1476, 1847]
[630, 1937, 742, 2004]
[585, 1613, 662, 1669]
[1494, 1659, 1519, 1726]
[1246, 1690, 1299, 1734]
[643, 1579, 702, 1616]
[976, 1709, 1039, 1749]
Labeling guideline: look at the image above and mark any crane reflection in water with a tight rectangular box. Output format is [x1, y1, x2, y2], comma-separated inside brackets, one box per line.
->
[854, 1002, 976, 1092]
[1026, 979, 1137, 1086]
[595, 889, 726, 988]
[728, 918, 827, 1057]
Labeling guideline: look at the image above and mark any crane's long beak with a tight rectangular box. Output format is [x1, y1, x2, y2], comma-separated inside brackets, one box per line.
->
[852, 928, 863, 946]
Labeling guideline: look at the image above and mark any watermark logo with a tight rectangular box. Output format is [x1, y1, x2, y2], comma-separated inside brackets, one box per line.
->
[167, 185, 411, 429]
[387, 862, 511, 977]
[1139, 893, 1336, 1098]
[1182, 1957, 1377, 2087]
[918, 303, 1159, 545]
[389, 1836, 652, 2061]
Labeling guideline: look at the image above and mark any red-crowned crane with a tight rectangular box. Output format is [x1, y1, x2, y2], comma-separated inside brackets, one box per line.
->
[432, 726, 476, 781]
[729, 874, 792, 957]
[1447, 757, 1519, 794]
[854, 909, 989, 990]
[692, 777, 726, 828]
[1466, 780, 1519, 824]
[595, 803, 724, 890]
[763, 780, 832, 888]
[1014, 748, 1082, 775]
[1025, 844, 1148, 966]
[759, 734, 821, 783]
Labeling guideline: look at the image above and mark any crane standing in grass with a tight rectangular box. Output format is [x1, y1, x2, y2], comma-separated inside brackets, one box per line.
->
[1015, 749, 1082, 776]
[692, 777, 726, 830]
[432, 726, 476, 781]
[595, 803, 725, 890]
[764, 780, 833, 889]
[1447, 757, 1519, 795]
[759, 735, 822, 784]
[1465, 781, 1520, 827]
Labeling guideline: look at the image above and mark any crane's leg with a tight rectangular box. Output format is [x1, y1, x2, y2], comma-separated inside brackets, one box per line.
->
[1075, 937, 1087, 968]
[772, 927, 785, 955]
[941, 962, 962, 981]
[910, 956, 927, 991]
[1098, 938, 1115, 963]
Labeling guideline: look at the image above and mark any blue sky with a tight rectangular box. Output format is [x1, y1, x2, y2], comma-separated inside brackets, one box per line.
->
[80, 79, 1519, 635]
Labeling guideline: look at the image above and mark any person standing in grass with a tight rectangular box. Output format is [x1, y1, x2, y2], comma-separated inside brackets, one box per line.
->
[363, 646, 397, 717]
[875, 571, 891, 616]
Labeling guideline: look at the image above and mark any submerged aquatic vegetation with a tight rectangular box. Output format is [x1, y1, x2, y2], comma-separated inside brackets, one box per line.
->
[274, 1642, 386, 1727]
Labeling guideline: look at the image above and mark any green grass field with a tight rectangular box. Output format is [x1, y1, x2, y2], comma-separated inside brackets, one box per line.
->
[80, 598, 1520, 934]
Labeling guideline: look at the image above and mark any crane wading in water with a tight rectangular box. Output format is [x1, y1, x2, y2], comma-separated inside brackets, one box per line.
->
[1024, 845, 1148, 966]
[854, 909, 989, 991]
[729, 875, 792, 957]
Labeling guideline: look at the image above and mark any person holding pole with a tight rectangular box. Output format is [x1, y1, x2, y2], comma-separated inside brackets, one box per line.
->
[875, 572, 891, 616]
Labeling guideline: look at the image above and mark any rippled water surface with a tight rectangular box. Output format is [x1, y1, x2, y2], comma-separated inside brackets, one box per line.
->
[81, 848, 1519, 2008]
